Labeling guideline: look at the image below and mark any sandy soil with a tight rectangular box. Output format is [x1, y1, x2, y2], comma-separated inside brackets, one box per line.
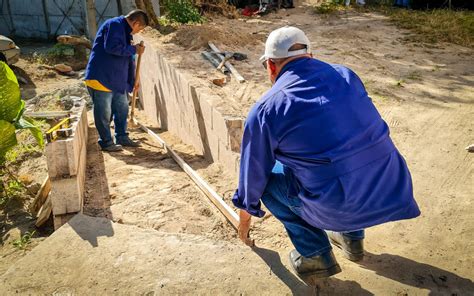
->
[132, 2, 474, 294]
[144, 3, 474, 116]
[83, 119, 235, 242]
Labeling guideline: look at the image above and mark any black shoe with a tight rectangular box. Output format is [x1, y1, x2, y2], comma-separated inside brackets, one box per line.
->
[102, 144, 123, 152]
[289, 249, 341, 278]
[327, 231, 364, 262]
[117, 137, 140, 147]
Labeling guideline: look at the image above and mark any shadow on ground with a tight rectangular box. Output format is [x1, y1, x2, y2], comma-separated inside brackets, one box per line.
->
[81, 126, 114, 247]
[360, 252, 474, 295]
[252, 246, 373, 296]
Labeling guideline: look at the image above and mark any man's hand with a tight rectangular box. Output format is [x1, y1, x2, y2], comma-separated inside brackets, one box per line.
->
[135, 43, 145, 55]
[238, 210, 255, 247]
[133, 81, 140, 92]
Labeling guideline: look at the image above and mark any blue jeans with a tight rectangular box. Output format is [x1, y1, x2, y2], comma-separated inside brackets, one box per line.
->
[261, 162, 364, 258]
[87, 87, 129, 148]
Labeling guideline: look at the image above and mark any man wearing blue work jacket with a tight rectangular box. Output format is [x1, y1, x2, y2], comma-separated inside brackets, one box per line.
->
[85, 10, 147, 152]
[232, 26, 420, 278]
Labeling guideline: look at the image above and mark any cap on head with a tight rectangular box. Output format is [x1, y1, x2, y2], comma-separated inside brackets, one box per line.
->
[260, 26, 311, 61]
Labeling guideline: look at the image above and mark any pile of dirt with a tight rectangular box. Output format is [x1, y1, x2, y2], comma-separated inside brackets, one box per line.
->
[162, 23, 264, 50]
[196, 0, 240, 19]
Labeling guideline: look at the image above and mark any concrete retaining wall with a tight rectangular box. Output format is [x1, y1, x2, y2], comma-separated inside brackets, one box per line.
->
[45, 99, 88, 229]
[137, 35, 244, 176]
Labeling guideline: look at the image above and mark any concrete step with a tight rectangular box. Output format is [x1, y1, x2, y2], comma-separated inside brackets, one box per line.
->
[0, 214, 312, 295]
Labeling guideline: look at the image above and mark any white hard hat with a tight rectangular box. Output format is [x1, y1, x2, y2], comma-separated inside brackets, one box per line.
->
[260, 26, 311, 61]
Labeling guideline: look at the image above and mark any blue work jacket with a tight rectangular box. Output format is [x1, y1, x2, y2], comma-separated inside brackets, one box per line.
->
[85, 16, 136, 94]
[232, 57, 420, 232]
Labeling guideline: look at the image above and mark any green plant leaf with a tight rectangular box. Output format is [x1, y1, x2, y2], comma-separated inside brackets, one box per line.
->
[0, 120, 18, 161]
[0, 62, 22, 122]
[14, 100, 26, 122]
[14, 116, 44, 148]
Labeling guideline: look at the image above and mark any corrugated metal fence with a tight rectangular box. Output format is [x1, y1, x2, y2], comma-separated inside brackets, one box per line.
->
[0, 0, 137, 39]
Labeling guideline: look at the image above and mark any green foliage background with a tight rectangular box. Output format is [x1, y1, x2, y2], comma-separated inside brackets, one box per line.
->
[0, 62, 43, 163]
[162, 0, 204, 24]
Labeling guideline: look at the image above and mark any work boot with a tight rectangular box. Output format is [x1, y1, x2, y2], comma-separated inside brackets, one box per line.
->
[102, 144, 123, 152]
[117, 137, 140, 147]
[289, 249, 341, 278]
[327, 231, 364, 262]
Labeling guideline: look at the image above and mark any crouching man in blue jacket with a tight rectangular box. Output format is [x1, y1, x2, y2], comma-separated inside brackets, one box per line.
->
[233, 26, 420, 278]
[85, 10, 148, 152]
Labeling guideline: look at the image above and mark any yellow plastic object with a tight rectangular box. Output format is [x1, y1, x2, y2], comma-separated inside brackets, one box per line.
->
[46, 118, 71, 142]
[84, 80, 111, 92]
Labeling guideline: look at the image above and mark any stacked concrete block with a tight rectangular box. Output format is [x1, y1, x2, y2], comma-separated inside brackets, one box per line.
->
[137, 35, 244, 177]
[45, 99, 88, 229]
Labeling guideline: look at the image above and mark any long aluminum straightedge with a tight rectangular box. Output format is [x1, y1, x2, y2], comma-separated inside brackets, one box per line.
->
[132, 118, 240, 230]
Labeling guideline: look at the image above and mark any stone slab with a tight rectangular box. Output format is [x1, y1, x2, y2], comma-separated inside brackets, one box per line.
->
[0, 214, 311, 295]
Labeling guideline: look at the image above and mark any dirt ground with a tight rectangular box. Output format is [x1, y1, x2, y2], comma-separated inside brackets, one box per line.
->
[1, 1, 473, 294]
[13, 40, 85, 99]
[83, 119, 235, 241]
[134, 1, 474, 294]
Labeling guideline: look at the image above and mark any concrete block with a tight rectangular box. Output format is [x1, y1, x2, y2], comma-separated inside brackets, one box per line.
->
[53, 213, 78, 230]
[225, 117, 245, 153]
[136, 34, 247, 178]
[198, 95, 214, 131]
[46, 102, 87, 178]
[45, 100, 88, 227]
[49, 139, 86, 216]
[212, 108, 230, 146]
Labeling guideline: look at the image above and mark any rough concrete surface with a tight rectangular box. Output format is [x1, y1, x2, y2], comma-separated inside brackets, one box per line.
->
[136, 33, 243, 175]
[0, 214, 313, 295]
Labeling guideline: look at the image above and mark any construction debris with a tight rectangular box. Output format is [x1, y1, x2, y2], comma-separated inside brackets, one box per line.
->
[208, 42, 246, 83]
[56, 35, 91, 70]
[57, 35, 92, 49]
[212, 77, 227, 87]
[24, 111, 71, 119]
[466, 144, 474, 152]
[30, 176, 51, 216]
[201, 51, 230, 74]
[35, 195, 52, 227]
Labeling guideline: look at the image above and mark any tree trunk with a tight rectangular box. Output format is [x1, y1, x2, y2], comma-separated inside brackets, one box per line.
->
[135, 0, 159, 26]
[85, 0, 98, 40]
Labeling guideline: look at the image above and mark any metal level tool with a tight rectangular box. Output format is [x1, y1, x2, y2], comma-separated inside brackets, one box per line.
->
[45, 117, 72, 142]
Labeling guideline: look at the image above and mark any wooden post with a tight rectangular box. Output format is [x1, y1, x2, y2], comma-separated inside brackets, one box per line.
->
[135, 0, 159, 26]
[85, 0, 98, 40]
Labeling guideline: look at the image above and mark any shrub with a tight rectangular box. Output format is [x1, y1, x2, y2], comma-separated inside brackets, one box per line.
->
[163, 0, 204, 24]
[315, 0, 346, 14]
